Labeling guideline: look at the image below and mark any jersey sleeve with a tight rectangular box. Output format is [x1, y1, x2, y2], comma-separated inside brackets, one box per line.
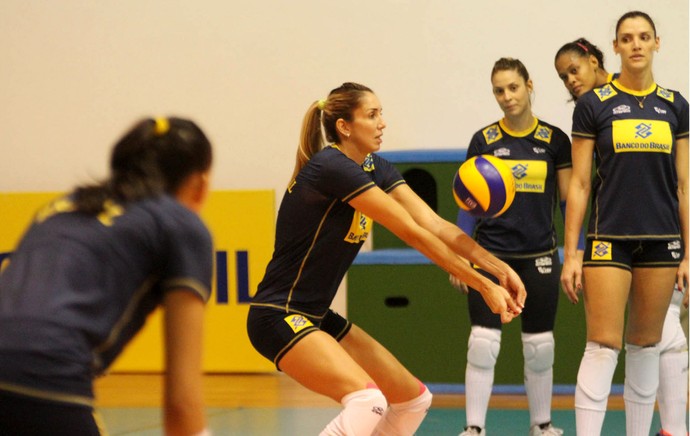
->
[552, 127, 573, 169]
[571, 94, 597, 139]
[371, 154, 406, 193]
[160, 210, 214, 302]
[318, 152, 377, 202]
[465, 132, 483, 161]
[676, 93, 689, 138]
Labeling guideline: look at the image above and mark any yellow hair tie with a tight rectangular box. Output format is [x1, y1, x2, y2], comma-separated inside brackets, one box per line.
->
[153, 117, 170, 136]
[317, 99, 326, 110]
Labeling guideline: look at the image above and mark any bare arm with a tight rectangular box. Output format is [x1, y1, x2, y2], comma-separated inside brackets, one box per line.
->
[388, 185, 525, 303]
[163, 290, 207, 435]
[557, 167, 584, 259]
[675, 137, 689, 306]
[556, 167, 572, 202]
[349, 185, 524, 322]
[560, 137, 594, 304]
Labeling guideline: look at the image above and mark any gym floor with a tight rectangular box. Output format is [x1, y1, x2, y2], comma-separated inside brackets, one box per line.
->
[95, 373, 661, 435]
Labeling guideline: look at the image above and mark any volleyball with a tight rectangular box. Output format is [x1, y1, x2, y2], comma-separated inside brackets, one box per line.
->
[452, 154, 516, 218]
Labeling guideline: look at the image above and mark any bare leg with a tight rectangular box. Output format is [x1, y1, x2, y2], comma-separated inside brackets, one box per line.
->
[279, 330, 386, 435]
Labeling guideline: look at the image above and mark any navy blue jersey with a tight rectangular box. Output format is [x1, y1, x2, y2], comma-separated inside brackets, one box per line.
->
[466, 118, 572, 255]
[0, 194, 213, 403]
[252, 146, 405, 316]
[572, 80, 689, 239]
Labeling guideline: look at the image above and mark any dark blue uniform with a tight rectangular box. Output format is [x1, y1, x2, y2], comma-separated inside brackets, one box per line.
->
[464, 118, 572, 331]
[573, 79, 688, 240]
[0, 195, 213, 406]
[467, 118, 572, 256]
[247, 146, 405, 366]
[573, 80, 688, 268]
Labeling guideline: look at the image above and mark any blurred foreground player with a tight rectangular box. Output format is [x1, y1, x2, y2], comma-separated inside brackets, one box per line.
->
[0, 117, 214, 436]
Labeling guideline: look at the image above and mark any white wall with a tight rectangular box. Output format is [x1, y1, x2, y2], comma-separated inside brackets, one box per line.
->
[1, 1, 687, 194]
[1, 1, 688, 313]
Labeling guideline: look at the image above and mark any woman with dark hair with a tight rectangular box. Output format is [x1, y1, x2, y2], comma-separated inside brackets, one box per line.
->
[554, 38, 612, 102]
[555, 35, 689, 436]
[247, 82, 526, 435]
[453, 58, 573, 436]
[0, 117, 214, 436]
[559, 12, 688, 436]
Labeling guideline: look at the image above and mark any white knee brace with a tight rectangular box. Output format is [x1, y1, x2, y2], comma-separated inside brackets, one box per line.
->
[575, 341, 619, 411]
[320, 388, 387, 436]
[624, 344, 660, 405]
[522, 331, 555, 373]
[658, 289, 688, 354]
[372, 386, 433, 436]
[467, 326, 501, 370]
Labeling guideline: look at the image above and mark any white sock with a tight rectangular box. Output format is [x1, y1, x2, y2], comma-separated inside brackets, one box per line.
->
[372, 386, 433, 436]
[320, 388, 387, 436]
[657, 349, 689, 436]
[464, 327, 501, 429]
[575, 341, 619, 436]
[525, 367, 553, 426]
[522, 332, 555, 427]
[657, 291, 689, 436]
[624, 344, 660, 436]
[464, 364, 493, 429]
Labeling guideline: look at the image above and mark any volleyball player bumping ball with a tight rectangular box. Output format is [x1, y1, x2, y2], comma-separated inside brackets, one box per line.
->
[450, 57, 578, 436]
[247, 82, 526, 436]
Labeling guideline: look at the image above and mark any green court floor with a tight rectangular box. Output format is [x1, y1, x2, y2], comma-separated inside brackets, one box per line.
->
[101, 406, 662, 435]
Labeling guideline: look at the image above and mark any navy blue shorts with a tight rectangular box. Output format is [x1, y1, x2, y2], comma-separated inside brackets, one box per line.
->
[583, 238, 683, 270]
[246, 306, 352, 369]
[0, 389, 101, 436]
[468, 250, 560, 333]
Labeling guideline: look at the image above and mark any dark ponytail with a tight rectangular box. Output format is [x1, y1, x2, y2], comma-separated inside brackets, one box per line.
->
[74, 117, 212, 214]
[554, 37, 606, 70]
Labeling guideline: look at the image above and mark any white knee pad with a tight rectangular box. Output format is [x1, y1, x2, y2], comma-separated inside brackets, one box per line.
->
[467, 327, 501, 370]
[624, 344, 660, 404]
[669, 284, 684, 314]
[522, 331, 555, 373]
[575, 342, 619, 411]
[658, 317, 688, 354]
[388, 385, 433, 414]
[658, 291, 688, 354]
[372, 386, 433, 436]
[320, 388, 387, 436]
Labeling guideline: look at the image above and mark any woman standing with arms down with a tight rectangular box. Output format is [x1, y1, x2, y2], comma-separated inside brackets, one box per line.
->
[247, 82, 526, 435]
[0, 117, 214, 436]
[453, 58, 573, 436]
[555, 37, 689, 436]
[559, 12, 688, 436]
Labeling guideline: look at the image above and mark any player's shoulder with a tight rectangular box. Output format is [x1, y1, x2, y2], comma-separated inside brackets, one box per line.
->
[534, 118, 563, 132]
[585, 82, 619, 104]
[139, 195, 210, 238]
[534, 119, 569, 141]
[654, 84, 688, 108]
[311, 145, 360, 168]
[473, 120, 503, 147]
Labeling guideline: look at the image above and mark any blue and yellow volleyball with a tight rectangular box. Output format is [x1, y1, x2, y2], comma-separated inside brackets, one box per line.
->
[452, 154, 516, 218]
